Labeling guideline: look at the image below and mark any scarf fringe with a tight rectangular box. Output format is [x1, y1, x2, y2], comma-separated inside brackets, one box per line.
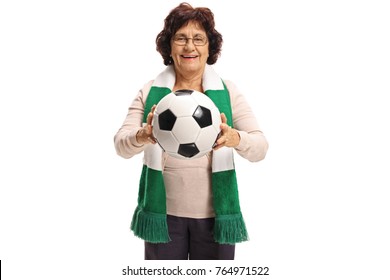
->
[214, 213, 249, 244]
[130, 207, 170, 243]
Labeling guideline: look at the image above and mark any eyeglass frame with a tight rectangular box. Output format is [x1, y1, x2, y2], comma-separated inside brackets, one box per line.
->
[171, 34, 208, 46]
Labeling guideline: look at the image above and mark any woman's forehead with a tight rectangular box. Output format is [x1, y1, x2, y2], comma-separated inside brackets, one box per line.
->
[175, 20, 205, 34]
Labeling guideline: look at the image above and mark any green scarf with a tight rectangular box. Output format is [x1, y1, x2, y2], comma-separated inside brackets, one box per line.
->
[130, 65, 248, 245]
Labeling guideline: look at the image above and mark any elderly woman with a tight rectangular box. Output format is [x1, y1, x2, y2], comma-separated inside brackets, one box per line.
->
[114, 2, 268, 260]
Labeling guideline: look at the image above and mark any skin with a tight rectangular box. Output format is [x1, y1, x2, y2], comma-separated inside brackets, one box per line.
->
[171, 21, 208, 92]
[137, 21, 240, 149]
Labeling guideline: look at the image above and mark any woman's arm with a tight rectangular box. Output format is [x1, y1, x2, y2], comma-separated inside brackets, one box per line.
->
[114, 81, 154, 159]
[226, 80, 269, 162]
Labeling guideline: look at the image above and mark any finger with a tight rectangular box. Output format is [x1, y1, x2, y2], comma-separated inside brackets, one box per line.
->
[214, 136, 229, 150]
[146, 112, 153, 125]
[220, 123, 229, 133]
[146, 105, 156, 126]
[147, 136, 156, 144]
[220, 112, 227, 124]
[144, 125, 156, 144]
[213, 142, 223, 150]
[144, 124, 152, 135]
[215, 133, 228, 147]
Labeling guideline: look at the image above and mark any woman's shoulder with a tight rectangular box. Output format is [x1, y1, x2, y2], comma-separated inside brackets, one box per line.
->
[222, 79, 241, 97]
[222, 79, 235, 87]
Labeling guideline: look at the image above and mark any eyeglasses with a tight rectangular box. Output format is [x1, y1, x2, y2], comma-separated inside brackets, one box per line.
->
[172, 35, 208, 46]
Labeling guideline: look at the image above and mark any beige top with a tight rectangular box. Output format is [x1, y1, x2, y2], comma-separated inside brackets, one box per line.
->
[114, 80, 268, 218]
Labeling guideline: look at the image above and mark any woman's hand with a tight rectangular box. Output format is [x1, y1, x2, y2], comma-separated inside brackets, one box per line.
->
[213, 113, 240, 150]
[136, 105, 157, 145]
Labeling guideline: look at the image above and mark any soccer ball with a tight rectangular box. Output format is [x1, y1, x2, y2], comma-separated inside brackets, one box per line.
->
[152, 89, 221, 159]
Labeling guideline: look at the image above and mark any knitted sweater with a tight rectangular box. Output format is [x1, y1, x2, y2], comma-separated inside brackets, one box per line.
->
[114, 79, 268, 219]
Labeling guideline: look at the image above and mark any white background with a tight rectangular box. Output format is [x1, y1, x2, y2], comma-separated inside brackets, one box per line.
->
[1, 0, 389, 279]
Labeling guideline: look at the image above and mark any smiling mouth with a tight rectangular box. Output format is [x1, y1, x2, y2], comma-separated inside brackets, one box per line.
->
[181, 55, 198, 59]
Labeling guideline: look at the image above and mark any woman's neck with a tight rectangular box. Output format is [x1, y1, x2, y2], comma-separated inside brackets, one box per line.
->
[173, 69, 204, 92]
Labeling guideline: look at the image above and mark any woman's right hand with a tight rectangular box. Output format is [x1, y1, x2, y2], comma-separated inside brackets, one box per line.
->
[136, 105, 157, 145]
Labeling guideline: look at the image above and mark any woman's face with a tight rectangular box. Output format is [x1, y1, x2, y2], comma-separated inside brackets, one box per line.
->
[170, 21, 209, 77]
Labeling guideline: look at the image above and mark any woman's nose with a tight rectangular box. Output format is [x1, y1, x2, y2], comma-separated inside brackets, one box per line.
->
[184, 38, 195, 50]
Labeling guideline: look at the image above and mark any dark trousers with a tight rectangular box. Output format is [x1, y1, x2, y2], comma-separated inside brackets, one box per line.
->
[145, 215, 235, 260]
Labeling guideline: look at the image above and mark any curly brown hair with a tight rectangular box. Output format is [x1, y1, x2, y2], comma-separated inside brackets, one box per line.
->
[156, 2, 223, 65]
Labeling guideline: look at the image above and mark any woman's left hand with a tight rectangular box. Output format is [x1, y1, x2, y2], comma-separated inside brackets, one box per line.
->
[213, 113, 240, 150]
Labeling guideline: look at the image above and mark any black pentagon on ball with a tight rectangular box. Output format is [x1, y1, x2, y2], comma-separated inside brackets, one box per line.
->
[174, 89, 194, 96]
[178, 143, 200, 158]
[192, 105, 212, 128]
[158, 109, 176, 131]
